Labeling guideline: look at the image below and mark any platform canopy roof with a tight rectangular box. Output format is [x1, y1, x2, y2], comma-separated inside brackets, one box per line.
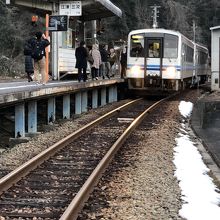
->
[82, 0, 122, 20]
[14, 0, 122, 21]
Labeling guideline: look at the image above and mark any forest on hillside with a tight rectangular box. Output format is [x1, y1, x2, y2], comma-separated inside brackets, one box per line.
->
[107, 0, 220, 46]
[0, 0, 220, 77]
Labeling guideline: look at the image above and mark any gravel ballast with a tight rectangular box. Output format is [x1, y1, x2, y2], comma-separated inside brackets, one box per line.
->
[0, 90, 218, 219]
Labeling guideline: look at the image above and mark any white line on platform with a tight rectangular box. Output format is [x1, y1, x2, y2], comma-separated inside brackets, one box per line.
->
[0, 81, 79, 91]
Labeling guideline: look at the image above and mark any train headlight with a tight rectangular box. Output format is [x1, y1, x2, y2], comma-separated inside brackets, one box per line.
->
[166, 66, 176, 76]
[130, 65, 141, 77]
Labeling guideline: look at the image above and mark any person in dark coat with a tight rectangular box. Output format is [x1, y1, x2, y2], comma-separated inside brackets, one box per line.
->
[25, 56, 34, 82]
[99, 44, 110, 79]
[24, 38, 34, 82]
[75, 41, 88, 82]
[120, 46, 127, 78]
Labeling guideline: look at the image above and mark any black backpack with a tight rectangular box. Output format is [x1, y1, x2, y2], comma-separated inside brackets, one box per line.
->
[31, 40, 44, 60]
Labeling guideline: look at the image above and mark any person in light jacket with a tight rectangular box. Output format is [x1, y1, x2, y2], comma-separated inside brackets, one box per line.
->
[109, 48, 117, 77]
[91, 44, 102, 80]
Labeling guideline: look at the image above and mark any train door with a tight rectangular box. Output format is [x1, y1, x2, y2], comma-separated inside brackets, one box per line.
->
[144, 38, 163, 87]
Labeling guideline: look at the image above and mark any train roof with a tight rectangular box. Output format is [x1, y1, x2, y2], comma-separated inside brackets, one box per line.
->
[195, 43, 209, 52]
[128, 28, 182, 37]
[128, 28, 208, 51]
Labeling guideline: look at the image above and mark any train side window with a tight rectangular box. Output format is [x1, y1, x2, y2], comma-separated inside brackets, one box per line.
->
[130, 34, 144, 57]
[182, 44, 186, 61]
[186, 45, 193, 62]
[182, 43, 193, 63]
[164, 34, 178, 58]
[199, 51, 208, 64]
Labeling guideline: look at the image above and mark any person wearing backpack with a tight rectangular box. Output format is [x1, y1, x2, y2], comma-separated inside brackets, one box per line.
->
[32, 31, 50, 84]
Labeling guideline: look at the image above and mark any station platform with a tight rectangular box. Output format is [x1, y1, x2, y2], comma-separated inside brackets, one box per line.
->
[191, 91, 220, 169]
[0, 77, 125, 107]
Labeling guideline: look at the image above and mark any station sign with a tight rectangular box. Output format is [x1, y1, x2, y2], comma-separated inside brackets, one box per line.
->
[59, 1, 82, 16]
[48, 15, 68, 31]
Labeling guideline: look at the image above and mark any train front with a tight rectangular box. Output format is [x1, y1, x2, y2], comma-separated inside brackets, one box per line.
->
[126, 29, 181, 94]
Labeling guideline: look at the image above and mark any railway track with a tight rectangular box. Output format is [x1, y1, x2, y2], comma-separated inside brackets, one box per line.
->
[0, 95, 174, 219]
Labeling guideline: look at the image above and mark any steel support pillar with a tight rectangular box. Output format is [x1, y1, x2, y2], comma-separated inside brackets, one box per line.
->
[113, 85, 118, 102]
[15, 104, 25, 138]
[28, 101, 37, 133]
[51, 3, 59, 80]
[79, 21, 85, 42]
[48, 97, 56, 123]
[63, 94, 70, 119]
[82, 91, 88, 113]
[108, 86, 114, 103]
[101, 87, 106, 106]
[219, 37, 220, 89]
[52, 32, 59, 80]
[75, 92, 82, 114]
[92, 89, 98, 108]
[91, 20, 97, 44]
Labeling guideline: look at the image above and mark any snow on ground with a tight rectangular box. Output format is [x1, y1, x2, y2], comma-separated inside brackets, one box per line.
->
[174, 101, 220, 220]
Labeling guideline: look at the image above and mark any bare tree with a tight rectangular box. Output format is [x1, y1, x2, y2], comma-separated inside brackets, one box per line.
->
[165, 0, 189, 31]
[135, 0, 152, 29]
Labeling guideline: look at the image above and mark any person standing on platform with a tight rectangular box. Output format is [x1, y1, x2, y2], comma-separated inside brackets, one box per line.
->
[91, 44, 101, 80]
[99, 44, 110, 79]
[23, 38, 34, 82]
[120, 46, 127, 78]
[109, 48, 117, 77]
[75, 41, 88, 82]
[32, 31, 50, 84]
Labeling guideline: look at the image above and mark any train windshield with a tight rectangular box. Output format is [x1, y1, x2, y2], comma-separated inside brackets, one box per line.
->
[148, 40, 161, 58]
[130, 34, 145, 57]
[130, 33, 178, 58]
[164, 34, 178, 58]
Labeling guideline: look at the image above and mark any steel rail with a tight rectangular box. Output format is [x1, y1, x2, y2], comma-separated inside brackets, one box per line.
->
[60, 94, 174, 220]
[0, 99, 142, 195]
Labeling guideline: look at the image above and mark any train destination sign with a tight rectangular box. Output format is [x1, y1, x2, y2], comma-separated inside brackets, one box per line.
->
[59, 1, 82, 16]
[48, 15, 68, 31]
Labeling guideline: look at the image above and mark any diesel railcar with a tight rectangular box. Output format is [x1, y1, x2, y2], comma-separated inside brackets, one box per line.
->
[126, 29, 209, 93]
